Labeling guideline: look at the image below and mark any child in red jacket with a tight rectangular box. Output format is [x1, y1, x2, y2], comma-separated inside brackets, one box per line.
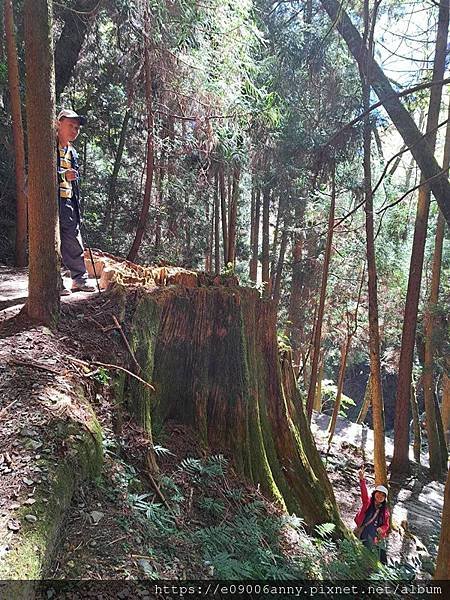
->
[355, 466, 390, 564]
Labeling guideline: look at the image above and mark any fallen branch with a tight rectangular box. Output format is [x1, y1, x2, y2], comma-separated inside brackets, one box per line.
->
[9, 357, 65, 375]
[68, 356, 155, 391]
[112, 315, 142, 374]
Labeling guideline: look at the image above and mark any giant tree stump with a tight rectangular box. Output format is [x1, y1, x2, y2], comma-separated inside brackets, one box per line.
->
[89, 252, 346, 533]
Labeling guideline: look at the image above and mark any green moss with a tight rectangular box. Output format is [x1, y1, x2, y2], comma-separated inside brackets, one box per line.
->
[0, 394, 103, 593]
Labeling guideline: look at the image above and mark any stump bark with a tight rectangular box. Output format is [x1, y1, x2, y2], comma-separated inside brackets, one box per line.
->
[104, 265, 346, 534]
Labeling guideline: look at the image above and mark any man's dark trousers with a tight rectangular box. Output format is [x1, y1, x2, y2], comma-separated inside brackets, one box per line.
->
[59, 196, 88, 285]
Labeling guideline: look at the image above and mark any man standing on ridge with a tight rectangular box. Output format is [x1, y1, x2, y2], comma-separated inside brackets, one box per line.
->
[57, 109, 95, 294]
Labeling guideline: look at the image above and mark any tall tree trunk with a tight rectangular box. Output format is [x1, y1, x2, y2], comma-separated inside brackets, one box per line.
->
[422, 108, 450, 476]
[4, 0, 27, 267]
[328, 333, 352, 444]
[23, 0, 59, 325]
[313, 350, 324, 413]
[105, 109, 131, 234]
[306, 167, 335, 419]
[227, 164, 239, 267]
[214, 167, 220, 274]
[127, 23, 154, 263]
[287, 199, 306, 354]
[410, 382, 421, 464]
[261, 186, 271, 296]
[360, 0, 387, 486]
[356, 374, 372, 424]
[219, 164, 228, 265]
[272, 218, 289, 306]
[270, 194, 282, 286]
[392, 0, 448, 477]
[319, 0, 450, 227]
[434, 468, 450, 578]
[250, 184, 261, 283]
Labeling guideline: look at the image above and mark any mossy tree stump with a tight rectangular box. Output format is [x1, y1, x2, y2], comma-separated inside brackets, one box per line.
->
[118, 278, 347, 535]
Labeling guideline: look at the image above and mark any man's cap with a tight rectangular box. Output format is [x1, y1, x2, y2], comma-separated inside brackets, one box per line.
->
[57, 109, 86, 126]
[374, 485, 388, 498]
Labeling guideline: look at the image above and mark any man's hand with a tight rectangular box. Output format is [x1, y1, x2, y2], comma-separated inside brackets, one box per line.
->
[65, 168, 78, 182]
[359, 466, 365, 480]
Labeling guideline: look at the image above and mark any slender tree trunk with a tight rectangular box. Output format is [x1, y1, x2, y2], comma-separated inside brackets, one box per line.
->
[410, 382, 421, 464]
[272, 218, 289, 306]
[434, 468, 450, 578]
[306, 168, 335, 419]
[105, 109, 130, 233]
[319, 0, 450, 227]
[328, 333, 352, 443]
[250, 184, 261, 283]
[261, 186, 270, 296]
[360, 0, 387, 486]
[127, 22, 154, 263]
[422, 107, 450, 476]
[313, 350, 324, 413]
[392, 0, 448, 476]
[4, 0, 28, 267]
[288, 200, 306, 352]
[219, 164, 228, 265]
[356, 374, 372, 424]
[23, 0, 59, 324]
[270, 194, 282, 286]
[214, 167, 220, 274]
[227, 164, 239, 267]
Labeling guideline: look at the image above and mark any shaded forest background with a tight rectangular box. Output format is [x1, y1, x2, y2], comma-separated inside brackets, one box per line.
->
[0, 0, 449, 470]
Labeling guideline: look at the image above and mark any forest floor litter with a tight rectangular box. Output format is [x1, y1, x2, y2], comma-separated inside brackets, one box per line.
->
[0, 265, 445, 590]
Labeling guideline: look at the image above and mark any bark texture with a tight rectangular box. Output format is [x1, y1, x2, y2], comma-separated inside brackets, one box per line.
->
[113, 274, 347, 534]
[23, 0, 59, 324]
[434, 468, 450, 579]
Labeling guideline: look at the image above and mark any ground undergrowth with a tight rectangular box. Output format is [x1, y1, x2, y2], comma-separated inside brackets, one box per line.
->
[44, 405, 414, 586]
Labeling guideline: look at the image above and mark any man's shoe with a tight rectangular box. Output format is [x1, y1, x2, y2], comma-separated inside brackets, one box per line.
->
[60, 288, 72, 296]
[72, 281, 97, 293]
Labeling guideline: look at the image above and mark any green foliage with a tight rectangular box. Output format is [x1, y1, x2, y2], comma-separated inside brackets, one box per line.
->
[179, 454, 228, 480]
[92, 367, 110, 386]
[321, 380, 356, 418]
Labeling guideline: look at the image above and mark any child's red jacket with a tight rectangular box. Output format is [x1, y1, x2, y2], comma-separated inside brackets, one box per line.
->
[354, 478, 390, 540]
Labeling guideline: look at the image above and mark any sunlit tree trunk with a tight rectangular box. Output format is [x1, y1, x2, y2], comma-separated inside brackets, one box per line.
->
[356, 374, 372, 424]
[328, 333, 352, 444]
[23, 0, 59, 325]
[313, 350, 324, 413]
[306, 166, 335, 419]
[435, 468, 450, 578]
[128, 13, 154, 263]
[410, 381, 421, 464]
[4, 0, 27, 267]
[392, 0, 448, 477]
[360, 0, 387, 486]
